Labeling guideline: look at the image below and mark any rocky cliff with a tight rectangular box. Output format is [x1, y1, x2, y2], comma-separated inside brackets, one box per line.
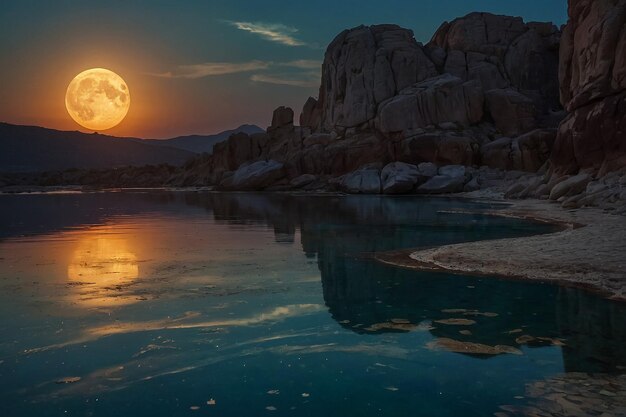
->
[552, 0, 626, 175]
[176, 3, 625, 210]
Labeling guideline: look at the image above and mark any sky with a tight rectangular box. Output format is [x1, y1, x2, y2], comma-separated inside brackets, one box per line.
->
[0, 0, 568, 138]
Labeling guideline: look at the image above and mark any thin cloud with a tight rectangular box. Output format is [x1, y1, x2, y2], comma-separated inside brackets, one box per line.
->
[151, 60, 270, 79]
[250, 72, 319, 88]
[228, 21, 306, 46]
[280, 59, 322, 69]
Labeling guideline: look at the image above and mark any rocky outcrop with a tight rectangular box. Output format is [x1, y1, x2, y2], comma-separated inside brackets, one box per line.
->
[552, 0, 626, 174]
[376, 74, 484, 134]
[314, 24, 438, 131]
[179, 14, 566, 193]
[428, 13, 561, 111]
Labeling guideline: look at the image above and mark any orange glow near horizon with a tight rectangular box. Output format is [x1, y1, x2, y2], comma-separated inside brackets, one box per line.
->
[0, 45, 183, 138]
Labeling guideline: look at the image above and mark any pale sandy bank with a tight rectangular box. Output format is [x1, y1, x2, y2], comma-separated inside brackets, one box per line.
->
[377, 198, 626, 300]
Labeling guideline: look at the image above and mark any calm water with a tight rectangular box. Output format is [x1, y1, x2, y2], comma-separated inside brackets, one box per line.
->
[0, 191, 625, 417]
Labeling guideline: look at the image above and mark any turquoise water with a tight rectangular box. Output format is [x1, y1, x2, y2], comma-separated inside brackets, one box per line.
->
[0, 192, 624, 417]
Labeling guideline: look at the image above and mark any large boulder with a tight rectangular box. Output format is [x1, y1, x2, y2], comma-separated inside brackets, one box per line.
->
[290, 174, 317, 188]
[316, 24, 438, 130]
[226, 160, 286, 190]
[340, 167, 382, 194]
[376, 74, 484, 134]
[549, 173, 592, 200]
[381, 162, 423, 194]
[553, 0, 626, 174]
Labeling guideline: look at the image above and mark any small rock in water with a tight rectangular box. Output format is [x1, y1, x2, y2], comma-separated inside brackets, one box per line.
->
[55, 376, 81, 384]
[463, 311, 498, 317]
[427, 338, 522, 355]
[459, 330, 472, 336]
[515, 335, 535, 345]
[434, 318, 476, 326]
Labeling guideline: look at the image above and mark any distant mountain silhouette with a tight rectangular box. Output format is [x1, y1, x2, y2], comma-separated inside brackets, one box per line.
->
[0, 122, 263, 173]
[142, 124, 265, 153]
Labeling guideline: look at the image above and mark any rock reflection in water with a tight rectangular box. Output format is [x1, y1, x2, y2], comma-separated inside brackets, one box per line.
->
[2, 191, 626, 417]
[180, 193, 626, 372]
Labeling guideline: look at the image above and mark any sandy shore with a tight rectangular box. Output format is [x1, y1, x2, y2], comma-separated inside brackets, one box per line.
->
[377, 197, 626, 301]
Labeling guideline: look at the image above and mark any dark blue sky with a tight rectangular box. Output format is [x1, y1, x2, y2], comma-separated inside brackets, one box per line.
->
[0, 0, 568, 137]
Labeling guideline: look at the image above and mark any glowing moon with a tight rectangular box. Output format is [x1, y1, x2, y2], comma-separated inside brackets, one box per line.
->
[65, 68, 130, 131]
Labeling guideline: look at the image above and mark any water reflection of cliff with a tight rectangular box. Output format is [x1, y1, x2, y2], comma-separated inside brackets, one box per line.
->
[4, 191, 625, 372]
[184, 192, 626, 374]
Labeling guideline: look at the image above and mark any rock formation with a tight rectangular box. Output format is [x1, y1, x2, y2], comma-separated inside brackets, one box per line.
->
[173, 3, 625, 211]
[552, 0, 626, 174]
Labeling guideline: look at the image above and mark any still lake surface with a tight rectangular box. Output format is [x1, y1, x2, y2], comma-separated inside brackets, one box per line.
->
[0, 191, 625, 417]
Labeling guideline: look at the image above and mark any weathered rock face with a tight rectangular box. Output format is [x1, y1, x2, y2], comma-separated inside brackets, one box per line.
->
[314, 24, 438, 131]
[180, 13, 567, 192]
[552, 0, 626, 174]
[299, 97, 320, 130]
[485, 88, 536, 136]
[428, 12, 561, 112]
[269, 106, 294, 131]
[391, 132, 479, 167]
[376, 74, 484, 134]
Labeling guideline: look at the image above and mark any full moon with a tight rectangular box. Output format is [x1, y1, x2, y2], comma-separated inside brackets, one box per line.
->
[65, 68, 130, 131]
